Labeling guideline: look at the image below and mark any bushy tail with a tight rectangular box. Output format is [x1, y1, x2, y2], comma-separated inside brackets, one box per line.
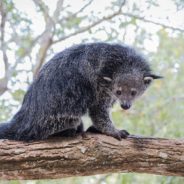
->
[0, 122, 15, 140]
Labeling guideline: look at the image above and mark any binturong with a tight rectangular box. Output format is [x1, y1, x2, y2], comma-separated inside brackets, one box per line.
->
[0, 43, 162, 141]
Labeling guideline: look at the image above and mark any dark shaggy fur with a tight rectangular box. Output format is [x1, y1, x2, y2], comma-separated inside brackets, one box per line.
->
[0, 43, 162, 141]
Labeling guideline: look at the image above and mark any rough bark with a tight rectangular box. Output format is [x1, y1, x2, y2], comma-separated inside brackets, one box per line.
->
[0, 134, 183, 180]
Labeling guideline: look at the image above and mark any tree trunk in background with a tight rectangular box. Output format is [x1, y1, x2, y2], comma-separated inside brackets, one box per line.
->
[0, 134, 183, 180]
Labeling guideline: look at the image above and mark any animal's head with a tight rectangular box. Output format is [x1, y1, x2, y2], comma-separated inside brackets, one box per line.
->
[111, 72, 162, 110]
[101, 44, 163, 110]
[103, 71, 162, 110]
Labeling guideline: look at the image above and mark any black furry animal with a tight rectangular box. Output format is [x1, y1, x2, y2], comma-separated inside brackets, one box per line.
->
[0, 43, 162, 141]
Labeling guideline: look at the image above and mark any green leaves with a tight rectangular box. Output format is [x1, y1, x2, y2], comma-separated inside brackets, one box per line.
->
[11, 89, 25, 102]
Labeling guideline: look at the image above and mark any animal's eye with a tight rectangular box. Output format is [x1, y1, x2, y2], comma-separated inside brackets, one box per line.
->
[116, 90, 122, 95]
[131, 89, 137, 96]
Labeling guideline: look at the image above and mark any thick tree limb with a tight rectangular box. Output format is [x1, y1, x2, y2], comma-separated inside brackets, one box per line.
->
[0, 134, 183, 180]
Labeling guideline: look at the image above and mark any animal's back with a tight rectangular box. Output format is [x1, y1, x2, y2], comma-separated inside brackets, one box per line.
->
[0, 43, 98, 140]
[0, 42, 157, 141]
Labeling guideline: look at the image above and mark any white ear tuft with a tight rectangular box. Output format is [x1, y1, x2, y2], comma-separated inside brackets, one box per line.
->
[144, 76, 153, 81]
[103, 77, 112, 82]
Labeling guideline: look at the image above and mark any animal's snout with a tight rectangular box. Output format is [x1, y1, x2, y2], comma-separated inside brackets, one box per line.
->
[121, 102, 131, 110]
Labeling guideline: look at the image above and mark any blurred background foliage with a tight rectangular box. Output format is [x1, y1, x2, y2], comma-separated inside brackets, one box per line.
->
[0, 0, 184, 183]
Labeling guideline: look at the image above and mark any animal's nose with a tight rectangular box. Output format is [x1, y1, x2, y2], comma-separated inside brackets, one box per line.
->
[121, 103, 131, 110]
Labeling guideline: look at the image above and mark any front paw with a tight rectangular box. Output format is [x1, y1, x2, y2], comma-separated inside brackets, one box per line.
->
[86, 126, 130, 140]
[107, 129, 130, 140]
[119, 129, 129, 139]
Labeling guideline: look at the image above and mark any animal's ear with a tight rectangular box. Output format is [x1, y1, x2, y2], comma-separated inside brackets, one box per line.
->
[103, 76, 112, 82]
[143, 74, 163, 85]
[148, 74, 163, 79]
[143, 76, 153, 85]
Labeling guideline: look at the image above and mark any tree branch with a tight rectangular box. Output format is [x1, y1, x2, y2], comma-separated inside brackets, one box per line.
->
[60, 0, 93, 23]
[32, 0, 51, 23]
[0, 134, 183, 180]
[53, 0, 64, 22]
[53, 0, 126, 43]
[32, 0, 65, 77]
[0, 1, 9, 95]
[121, 12, 184, 32]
